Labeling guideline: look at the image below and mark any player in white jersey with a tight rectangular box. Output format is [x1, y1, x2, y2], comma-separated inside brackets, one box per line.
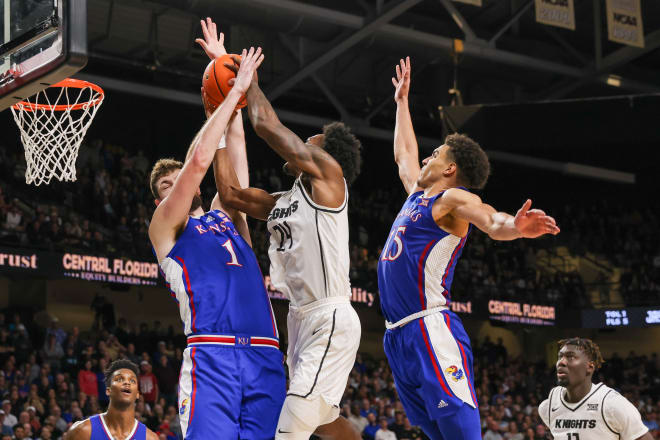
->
[539, 338, 651, 440]
[215, 55, 363, 439]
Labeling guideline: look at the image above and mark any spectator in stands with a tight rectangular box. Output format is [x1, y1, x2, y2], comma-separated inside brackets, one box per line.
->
[348, 402, 368, 434]
[1, 401, 16, 430]
[375, 416, 397, 440]
[0, 411, 11, 436]
[364, 412, 380, 440]
[76, 361, 97, 398]
[40, 336, 63, 373]
[138, 361, 158, 406]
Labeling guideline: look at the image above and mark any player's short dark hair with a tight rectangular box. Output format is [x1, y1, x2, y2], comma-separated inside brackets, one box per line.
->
[149, 158, 183, 199]
[445, 133, 490, 190]
[104, 359, 139, 387]
[321, 122, 362, 186]
[558, 337, 604, 370]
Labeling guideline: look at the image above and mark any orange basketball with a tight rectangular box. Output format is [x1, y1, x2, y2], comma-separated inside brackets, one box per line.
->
[202, 54, 247, 113]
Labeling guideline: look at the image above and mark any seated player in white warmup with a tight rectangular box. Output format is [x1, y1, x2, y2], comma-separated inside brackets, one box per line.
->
[213, 52, 363, 439]
[539, 338, 652, 440]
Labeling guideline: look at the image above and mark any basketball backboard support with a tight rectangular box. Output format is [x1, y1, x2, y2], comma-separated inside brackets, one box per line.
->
[0, 0, 87, 112]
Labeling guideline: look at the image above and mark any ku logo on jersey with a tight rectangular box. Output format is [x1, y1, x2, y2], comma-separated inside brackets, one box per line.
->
[418, 197, 429, 207]
[179, 398, 188, 416]
[445, 365, 464, 382]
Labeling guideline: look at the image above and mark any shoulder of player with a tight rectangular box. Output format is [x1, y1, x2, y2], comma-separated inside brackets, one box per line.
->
[601, 385, 635, 411]
[145, 427, 160, 440]
[437, 187, 481, 207]
[64, 419, 92, 439]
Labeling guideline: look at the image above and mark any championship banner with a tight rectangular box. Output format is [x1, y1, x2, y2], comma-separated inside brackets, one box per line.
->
[534, 0, 576, 30]
[453, 0, 482, 6]
[606, 0, 644, 48]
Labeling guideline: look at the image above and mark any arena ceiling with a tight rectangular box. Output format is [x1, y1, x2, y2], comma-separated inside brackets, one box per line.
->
[78, 0, 660, 181]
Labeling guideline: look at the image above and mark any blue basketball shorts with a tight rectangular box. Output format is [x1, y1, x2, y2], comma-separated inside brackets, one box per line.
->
[383, 310, 480, 440]
[178, 335, 286, 439]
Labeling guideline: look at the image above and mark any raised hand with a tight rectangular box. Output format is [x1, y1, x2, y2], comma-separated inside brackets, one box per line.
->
[392, 56, 411, 103]
[195, 17, 227, 60]
[232, 47, 264, 95]
[513, 199, 560, 239]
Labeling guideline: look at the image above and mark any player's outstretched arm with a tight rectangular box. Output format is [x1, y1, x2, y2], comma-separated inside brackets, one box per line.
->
[195, 17, 226, 60]
[436, 188, 560, 241]
[149, 47, 263, 260]
[225, 59, 344, 194]
[392, 57, 422, 195]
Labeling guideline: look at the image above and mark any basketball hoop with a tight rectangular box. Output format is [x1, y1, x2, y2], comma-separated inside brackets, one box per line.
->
[10, 78, 104, 186]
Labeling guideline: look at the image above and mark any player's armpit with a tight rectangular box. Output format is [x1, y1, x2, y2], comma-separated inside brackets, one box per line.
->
[218, 184, 277, 221]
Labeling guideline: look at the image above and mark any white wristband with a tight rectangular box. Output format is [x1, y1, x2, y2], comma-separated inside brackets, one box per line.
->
[217, 135, 227, 150]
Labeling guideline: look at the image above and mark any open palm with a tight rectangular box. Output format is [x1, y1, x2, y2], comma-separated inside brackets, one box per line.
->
[392, 56, 411, 103]
[195, 17, 227, 60]
[514, 199, 560, 238]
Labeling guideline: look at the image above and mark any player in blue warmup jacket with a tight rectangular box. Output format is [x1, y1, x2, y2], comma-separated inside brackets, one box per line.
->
[64, 360, 158, 440]
[149, 47, 285, 439]
[377, 56, 561, 440]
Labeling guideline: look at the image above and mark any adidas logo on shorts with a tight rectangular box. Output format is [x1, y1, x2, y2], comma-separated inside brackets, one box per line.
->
[437, 400, 448, 408]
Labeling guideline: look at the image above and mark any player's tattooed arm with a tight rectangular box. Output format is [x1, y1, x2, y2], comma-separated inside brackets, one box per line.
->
[392, 56, 422, 195]
[436, 188, 560, 241]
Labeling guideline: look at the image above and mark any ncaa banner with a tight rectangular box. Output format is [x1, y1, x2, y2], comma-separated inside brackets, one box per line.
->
[534, 0, 576, 30]
[606, 0, 644, 48]
[453, 0, 482, 6]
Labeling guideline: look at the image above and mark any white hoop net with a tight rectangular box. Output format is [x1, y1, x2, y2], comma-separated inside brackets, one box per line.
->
[10, 83, 104, 186]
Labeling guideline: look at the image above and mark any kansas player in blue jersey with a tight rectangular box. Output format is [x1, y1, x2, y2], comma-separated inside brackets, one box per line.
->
[64, 360, 157, 440]
[149, 46, 285, 439]
[378, 57, 561, 440]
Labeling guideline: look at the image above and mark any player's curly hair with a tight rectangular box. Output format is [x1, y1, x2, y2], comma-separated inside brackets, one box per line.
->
[104, 359, 139, 387]
[445, 133, 490, 190]
[150, 158, 183, 199]
[558, 337, 605, 370]
[321, 122, 362, 186]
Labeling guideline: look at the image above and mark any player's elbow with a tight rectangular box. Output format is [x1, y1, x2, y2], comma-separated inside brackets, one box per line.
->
[252, 118, 281, 141]
[190, 148, 212, 174]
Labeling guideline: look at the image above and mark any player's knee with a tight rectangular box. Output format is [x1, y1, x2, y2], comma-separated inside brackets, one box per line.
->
[275, 397, 318, 439]
[315, 416, 360, 440]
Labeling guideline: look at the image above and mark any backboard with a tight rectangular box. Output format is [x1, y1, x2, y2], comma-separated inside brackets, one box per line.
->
[0, 0, 87, 111]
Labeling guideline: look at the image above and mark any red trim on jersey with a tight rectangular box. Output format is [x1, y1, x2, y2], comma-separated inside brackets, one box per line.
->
[417, 240, 437, 310]
[440, 235, 467, 294]
[251, 337, 280, 348]
[98, 415, 113, 440]
[419, 319, 454, 397]
[187, 336, 235, 344]
[443, 313, 478, 407]
[189, 347, 198, 424]
[186, 335, 280, 349]
[175, 257, 197, 333]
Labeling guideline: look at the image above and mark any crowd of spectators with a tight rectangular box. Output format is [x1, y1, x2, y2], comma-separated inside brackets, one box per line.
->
[0, 306, 658, 440]
[1, 138, 658, 310]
